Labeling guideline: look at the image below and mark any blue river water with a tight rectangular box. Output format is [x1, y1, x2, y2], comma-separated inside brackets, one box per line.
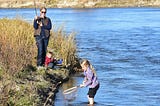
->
[0, 8, 160, 106]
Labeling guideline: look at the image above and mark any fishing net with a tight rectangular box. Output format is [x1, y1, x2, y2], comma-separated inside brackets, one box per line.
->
[63, 86, 79, 101]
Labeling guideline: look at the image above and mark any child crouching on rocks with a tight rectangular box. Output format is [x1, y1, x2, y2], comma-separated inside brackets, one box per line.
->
[45, 51, 63, 69]
[45, 51, 56, 69]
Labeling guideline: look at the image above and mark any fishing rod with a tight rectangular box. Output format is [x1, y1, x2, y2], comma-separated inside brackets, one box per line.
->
[33, 0, 37, 16]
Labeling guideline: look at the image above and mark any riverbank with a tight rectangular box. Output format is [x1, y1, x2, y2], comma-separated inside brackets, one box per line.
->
[0, 0, 160, 8]
[0, 18, 81, 106]
[0, 64, 79, 105]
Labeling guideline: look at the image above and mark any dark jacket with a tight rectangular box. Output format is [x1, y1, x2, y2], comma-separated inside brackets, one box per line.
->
[33, 17, 52, 37]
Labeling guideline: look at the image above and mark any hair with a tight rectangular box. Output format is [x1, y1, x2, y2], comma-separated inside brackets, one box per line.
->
[40, 7, 47, 12]
[81, 59, 97, 76]
[48, 51, 53, 55]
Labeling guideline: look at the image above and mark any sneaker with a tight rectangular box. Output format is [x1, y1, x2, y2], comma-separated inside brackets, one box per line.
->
[37, 66, 45, 70]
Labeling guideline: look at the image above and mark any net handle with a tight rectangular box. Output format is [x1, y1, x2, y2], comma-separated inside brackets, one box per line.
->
[63, 85, 80, 94]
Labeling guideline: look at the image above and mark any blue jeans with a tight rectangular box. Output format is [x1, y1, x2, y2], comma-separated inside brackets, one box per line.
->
[35, 36, 49, 66]
[48, 62, 54, 69]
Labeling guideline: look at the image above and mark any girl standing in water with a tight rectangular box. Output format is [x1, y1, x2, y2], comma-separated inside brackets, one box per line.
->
[80, 59, 100, 105]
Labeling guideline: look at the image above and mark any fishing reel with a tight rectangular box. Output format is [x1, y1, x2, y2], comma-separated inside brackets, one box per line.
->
[36, 17, 43, 24]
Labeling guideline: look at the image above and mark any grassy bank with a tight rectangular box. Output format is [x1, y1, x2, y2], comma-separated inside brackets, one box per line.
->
[0, 18, 79, 106]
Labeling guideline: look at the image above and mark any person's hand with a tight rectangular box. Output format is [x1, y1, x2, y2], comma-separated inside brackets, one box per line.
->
[34, 16, 38, 20]
[80, 84, 85, 88]
[35, 16, 42, 25]
[39, 22, 43, 26]
[82, 80, 86, 85]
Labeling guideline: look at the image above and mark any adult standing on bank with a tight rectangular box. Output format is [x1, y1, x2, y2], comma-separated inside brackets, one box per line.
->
[33, 7, 52, 69]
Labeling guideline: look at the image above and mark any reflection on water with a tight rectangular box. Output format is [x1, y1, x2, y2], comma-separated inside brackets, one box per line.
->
[62, 77, 77, 91]
[54, 73, 86, 106]
[61, 77, 78, 103]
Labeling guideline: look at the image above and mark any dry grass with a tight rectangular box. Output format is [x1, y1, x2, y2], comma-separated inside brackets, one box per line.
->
[0, 18, 36, 105]
[0, 18, 77, 75]
[0, 18, 35, 75]
[49, 26, 77, 66]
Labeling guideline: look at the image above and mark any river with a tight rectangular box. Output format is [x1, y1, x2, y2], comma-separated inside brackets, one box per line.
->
[0, 8, 160, 106]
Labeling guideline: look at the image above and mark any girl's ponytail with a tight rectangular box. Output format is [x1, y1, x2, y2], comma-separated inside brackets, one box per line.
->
[90, 64, 97, 77]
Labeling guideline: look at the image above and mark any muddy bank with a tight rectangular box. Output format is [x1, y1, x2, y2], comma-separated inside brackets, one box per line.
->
[0, 51, 79, 106]
[37, 67, 69, 106]
[8, 64, 81, 106]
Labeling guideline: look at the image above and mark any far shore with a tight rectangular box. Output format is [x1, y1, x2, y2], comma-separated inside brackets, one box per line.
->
[0, 0, 160, 8]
